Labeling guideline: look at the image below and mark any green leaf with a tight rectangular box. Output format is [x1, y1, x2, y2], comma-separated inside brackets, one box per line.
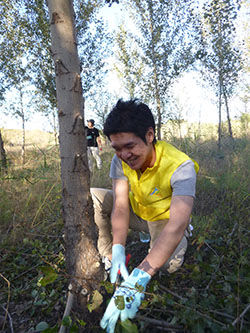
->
[36, 321, 49, 331]
[149, 293, 162, 304]
[62, 315, 72, 327]
[39, 266, 58, 287]
[140, 300, 149, 309]
[101, 280, 114, 294]
[114, 295, 125, 310]
[77, 319, 86, 327]
[43, 327, 59, 333]
[135, 282, 144, 293]
[193, 265, 200, 273]
[31, 289, 38, 298]
[87, 290, 103, 313]
[120, 319, 138, 332]
[69, 323, 79, 333]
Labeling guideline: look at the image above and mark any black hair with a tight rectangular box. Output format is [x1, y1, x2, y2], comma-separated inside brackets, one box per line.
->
[103, 99, 156, 144]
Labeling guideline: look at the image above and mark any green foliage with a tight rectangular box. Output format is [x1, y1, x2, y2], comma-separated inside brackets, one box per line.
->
[101, 280, 114, 294]
[76, 3, 112, 97]
[36, 321, 49, 331]
[0, 0, 112, 133]
[115, 0, 203, 135]
[38, 266, 58, 287]
[87, 290, 103, 312]
[239, 112, 250, 136]
[135, 282, 144, 293]
[62, 315, 72, 327]
[114, 295, 125, 310]
[119, 319, 138, 332]
[201, 0, 242, 146]
[0, 141, 66, 330]
[202, 0, 241, 94]
[114, 25, 145, 98]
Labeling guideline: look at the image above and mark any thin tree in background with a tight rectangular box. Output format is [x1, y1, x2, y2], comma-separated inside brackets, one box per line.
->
[0, 0, 33, 163]
[120, 0, 202, 139]
[24, 0, 111, 138]
[201, 0, 242, 148]
[24, 0, 58, 141]
[47, 0, 104, 324]
[0, 130, 7, 171]
[7, 83, 33, 165]
[18, 87, 26, 165]
[0, 0, 111, 139]
[88, 90, 114, 128]
[76, 2, 112, 98]
[114, 25, 145, 98]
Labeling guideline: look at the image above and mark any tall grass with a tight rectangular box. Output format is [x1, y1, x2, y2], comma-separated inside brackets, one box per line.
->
[0, 145, 62, 244]
[0, 129, 249, 332]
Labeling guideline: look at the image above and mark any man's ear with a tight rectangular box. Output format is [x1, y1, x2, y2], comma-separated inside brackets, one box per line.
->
[146, 127, 155, 144]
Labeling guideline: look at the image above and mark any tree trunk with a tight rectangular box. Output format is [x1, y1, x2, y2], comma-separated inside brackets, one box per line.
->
[178, 120, 182, 140]
[156, 96, 162, 140]
[148, 9, 162, 141]
[52, 108, 58, 145]
[218, 79, 222, 150]
[19, 88, 26, 165]
[152, 55, 161, 140]
[0, 130, 7, 170]
[151, 49, 162, 140]
[223, 88, 233, 139]
[47, 0, 104, 318]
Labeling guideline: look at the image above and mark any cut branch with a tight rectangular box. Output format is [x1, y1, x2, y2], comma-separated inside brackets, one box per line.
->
[136, 315, 183, 331]
[232, 303, 250, 327]
[0, 305, 14, 333]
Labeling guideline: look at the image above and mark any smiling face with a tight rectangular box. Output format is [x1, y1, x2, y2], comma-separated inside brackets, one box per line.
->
[110, 129, 156, 172]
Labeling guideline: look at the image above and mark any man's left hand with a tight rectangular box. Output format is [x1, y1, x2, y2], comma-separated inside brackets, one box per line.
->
[100, 268, 151, 333]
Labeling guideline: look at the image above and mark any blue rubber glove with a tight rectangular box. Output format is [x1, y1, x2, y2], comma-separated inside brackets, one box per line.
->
[100, 268, 151, 333]
[110, 244, 129, 283]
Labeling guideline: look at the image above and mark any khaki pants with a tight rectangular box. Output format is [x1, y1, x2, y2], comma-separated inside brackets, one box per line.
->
[90, 188, 190, 273]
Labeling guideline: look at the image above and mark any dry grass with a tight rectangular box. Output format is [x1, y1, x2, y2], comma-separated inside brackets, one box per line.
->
[0, 126, 249, 244]
[1, 128, 55, 150]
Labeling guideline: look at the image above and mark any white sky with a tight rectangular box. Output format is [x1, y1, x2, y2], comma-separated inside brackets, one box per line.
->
[1, 71, 246, 131]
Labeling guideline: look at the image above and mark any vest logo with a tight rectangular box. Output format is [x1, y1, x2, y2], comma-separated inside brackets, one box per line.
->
[150, 187, 160, 195]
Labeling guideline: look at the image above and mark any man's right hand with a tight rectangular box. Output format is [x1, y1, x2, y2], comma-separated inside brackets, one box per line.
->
[110, 244, 129, 283]
[100, 268, 151, 333]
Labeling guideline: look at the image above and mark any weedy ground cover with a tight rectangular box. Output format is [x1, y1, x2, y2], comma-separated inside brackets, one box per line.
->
[0, 132, 249, 332]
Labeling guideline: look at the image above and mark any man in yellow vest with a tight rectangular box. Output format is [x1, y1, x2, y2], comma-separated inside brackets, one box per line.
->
[91, 99, 199, 333]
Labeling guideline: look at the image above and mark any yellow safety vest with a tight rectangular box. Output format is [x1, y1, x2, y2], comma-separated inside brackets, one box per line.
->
[122, 141, 199, 221]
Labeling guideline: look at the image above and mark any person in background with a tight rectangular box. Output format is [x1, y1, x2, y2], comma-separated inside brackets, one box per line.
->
[90, 99, 199, 333]
[86, 119, 102, 172]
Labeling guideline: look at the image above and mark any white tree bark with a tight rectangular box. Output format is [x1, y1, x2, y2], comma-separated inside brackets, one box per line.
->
[47, 0, 103, 314]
